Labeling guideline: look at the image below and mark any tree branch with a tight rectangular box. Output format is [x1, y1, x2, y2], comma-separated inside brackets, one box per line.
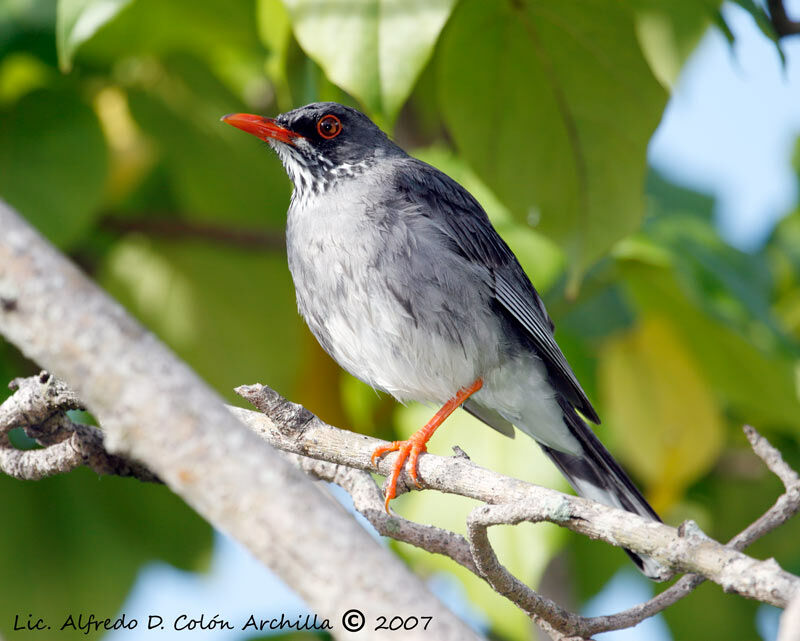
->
[99, 215, 286, 251]
[0, 200, 482, 641]
[779, 590, 800, 641]
[767, 0, 800, 38]
[572, 424, 800, 635]
[4, 369, 799, 640]
[230, 384, 800, 637]
[1, 372, 159, 482]
[288, 453, 480, 574]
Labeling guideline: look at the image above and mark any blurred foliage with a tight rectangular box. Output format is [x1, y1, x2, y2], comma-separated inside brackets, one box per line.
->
[599, 314, 725, 512]
[1, 1, 799, 640]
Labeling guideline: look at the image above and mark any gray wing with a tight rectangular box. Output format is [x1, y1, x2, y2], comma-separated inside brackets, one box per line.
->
[393, 158, 600, 424]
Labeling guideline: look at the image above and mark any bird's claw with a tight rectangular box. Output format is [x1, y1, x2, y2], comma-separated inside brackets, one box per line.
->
[371, 436, 428, 512]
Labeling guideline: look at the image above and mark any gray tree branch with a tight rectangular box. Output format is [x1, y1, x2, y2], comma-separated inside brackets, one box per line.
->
[1, 372, 159, 482]
[230, 384, 800, 638]
[779, 591, 800, 641]
[0, 200, 482, 641]
[7, 371, 798, 640]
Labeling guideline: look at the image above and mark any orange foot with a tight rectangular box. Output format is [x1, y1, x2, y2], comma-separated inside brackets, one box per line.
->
[371, 378, 483, 512]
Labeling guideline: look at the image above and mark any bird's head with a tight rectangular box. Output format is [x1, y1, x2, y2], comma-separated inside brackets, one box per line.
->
[222, 102, 401, 195]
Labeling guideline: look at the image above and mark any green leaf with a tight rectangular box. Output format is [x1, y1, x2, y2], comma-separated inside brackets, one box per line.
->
[0, 52, 54, 105]
[768, 208, 800, 338]
[56, 0, 134, 71]
[73, 0, 265, 84]
[713, 8, 736, 46]
[0, 88, 107, 248]
[437, 0, 667, 278]
[282, 0, 457, 123]
[0, 469, 212, 641]
[598, 315, 725, 511]
[644, 172, 789, 347]
[0, 0, 58, 63]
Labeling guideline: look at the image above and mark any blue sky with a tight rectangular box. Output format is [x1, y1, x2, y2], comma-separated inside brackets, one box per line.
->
[649, 2, 800, 250]
[107, 3, 800, 641]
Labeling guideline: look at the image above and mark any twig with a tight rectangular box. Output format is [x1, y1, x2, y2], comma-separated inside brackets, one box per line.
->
[563, 425, 800, 636]
[0, 372, 158, 482]
[100, 216, 285, 251]
[467, 503, 580, 634]
[768, 0, 800, 37]
[231, 385, 800, 635]
[288, 453, 480, 574]
[744, 424, 799, 489]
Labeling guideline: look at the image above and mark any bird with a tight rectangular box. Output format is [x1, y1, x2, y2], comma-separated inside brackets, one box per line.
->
[222, 102, 662, 578]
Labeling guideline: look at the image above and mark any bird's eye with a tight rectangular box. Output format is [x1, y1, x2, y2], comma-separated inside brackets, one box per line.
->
[317, 114, 342, 139]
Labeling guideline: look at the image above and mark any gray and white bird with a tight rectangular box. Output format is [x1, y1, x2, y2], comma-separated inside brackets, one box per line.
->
[223, 102, 662, 578]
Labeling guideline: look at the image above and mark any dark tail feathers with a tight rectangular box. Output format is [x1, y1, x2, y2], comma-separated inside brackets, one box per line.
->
[541, 404, 664, 580]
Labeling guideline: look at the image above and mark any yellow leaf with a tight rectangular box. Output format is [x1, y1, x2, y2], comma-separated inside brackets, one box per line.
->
[599, 315, 724, 512]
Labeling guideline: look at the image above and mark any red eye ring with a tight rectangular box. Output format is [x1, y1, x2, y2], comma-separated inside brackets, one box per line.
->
[317, 114, 342, 139]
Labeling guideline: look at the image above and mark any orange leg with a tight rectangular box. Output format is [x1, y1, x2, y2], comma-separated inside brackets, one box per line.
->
[371, 378, 483, 512]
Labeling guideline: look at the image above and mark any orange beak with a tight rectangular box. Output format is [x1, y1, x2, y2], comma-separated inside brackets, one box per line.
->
[221, 113, 302, 145]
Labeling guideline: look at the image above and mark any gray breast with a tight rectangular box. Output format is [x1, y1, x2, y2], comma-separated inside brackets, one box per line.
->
[285, 173, 503, 403]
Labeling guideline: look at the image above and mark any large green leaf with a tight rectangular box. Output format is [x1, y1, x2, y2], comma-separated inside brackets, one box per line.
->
[0, 469, 212, 641]
[73, 0, 265, 92]
[437, 0, 667, 278]
[282, 0, 457, 123]
[0, 88, 107, 248]
[88, 0, 261, 56]
[56, 0, 133, 71]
